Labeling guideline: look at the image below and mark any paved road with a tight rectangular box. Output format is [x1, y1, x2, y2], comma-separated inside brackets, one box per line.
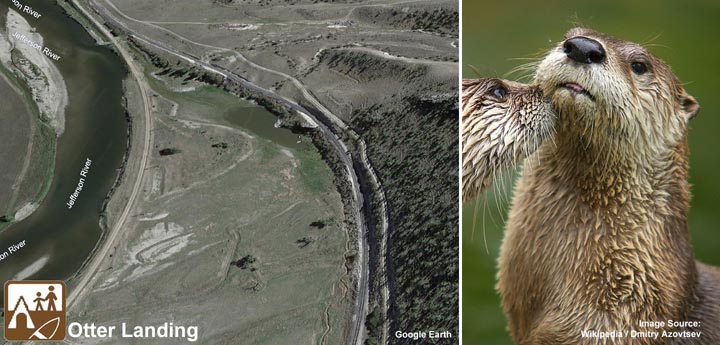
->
[82, 2, 372, 344]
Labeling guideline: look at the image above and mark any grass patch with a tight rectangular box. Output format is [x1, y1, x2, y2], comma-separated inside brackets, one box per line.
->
[257, 139, 280, 162]
[296, 143, 333, 194]
[24, 120, 57, 201]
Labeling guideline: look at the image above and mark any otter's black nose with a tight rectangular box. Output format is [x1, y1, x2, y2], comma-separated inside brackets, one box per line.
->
[563, 37, 605, 64]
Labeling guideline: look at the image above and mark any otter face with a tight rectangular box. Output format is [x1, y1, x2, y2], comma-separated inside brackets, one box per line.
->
[461, 78, 556, 201]
[535, 27, 699, 145]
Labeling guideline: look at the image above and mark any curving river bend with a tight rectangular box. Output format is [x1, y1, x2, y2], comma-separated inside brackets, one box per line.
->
[0, 0, 128, 290]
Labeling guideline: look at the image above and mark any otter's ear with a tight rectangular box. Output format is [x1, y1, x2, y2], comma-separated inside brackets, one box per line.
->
[680, 94, 700, 121]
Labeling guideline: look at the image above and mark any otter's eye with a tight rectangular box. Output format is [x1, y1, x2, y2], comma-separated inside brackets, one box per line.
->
[631, 62, 647, 75]
[492, 87, 507, 99]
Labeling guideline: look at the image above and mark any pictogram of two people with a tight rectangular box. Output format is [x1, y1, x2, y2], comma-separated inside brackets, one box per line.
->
[32, 286, 58, 311]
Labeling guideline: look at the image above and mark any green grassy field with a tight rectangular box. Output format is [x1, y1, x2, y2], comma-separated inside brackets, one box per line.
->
[295, 144, 335, 194]
[463, 1, 720, 343]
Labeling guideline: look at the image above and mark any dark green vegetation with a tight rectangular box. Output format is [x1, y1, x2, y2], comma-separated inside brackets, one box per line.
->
[232, 255, 258, 270]
[365, 306, 383, 345]
[158, 148, 181, 156]
[353, 94, 458, 343]
[354, 6, 458, 36]
[463, 1, 720, 343]
[296, 237, 314, 248]
[320, 49, 429, 82]
[132, 37, 224, 87]
[310, 218, 335, 229]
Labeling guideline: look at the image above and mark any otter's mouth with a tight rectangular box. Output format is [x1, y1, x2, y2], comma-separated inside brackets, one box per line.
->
[561, 82, 595, 101]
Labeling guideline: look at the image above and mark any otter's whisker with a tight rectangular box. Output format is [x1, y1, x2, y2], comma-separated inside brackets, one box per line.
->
[471, 192, 480, 242]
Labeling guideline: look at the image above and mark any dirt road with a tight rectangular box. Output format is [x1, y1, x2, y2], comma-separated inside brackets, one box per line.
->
[64, 0, 153, 309]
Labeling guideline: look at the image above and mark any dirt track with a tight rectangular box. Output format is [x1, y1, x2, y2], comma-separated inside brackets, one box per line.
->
[65, 0, 153, 309]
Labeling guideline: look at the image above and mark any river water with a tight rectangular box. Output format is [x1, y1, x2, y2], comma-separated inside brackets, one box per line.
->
[0, 0, 128, 288]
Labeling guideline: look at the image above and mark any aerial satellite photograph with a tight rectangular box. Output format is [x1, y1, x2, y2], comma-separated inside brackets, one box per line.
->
[0, 0, 458, 344]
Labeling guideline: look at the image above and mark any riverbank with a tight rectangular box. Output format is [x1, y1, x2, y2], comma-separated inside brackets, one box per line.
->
[0, 6, 69, 228]
[67, 82, 134, 283]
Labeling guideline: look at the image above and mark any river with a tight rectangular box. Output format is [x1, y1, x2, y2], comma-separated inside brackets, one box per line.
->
[0, 0, 128, 289]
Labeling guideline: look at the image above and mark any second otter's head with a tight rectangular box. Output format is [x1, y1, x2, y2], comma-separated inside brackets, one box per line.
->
[461, 78, 556, 202]
[535, 27, 699, 151]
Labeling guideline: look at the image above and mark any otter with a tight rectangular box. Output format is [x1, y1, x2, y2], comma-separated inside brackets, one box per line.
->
[462, 78, 556, 202]
[498, 27, 720, 344]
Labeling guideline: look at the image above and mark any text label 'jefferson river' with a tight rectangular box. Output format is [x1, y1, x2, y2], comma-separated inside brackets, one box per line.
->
[11, 32, 61, 61]
[67, 158, 92, 209]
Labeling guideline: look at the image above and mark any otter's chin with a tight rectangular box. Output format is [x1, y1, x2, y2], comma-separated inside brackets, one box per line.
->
[552, 90, 598, 119]
[553, 86, 596, 104]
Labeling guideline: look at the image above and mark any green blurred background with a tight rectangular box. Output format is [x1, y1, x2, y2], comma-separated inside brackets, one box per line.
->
[462, 0, 720, 343]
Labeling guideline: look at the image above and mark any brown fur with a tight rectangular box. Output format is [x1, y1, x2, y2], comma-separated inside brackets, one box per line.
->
[498, 27, 720, 344]
[462, 78, 555, 202]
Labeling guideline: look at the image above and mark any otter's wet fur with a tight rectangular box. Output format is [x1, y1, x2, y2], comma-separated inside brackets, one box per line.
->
[499, 28, 720, 344]
[462, 78, 556, 202]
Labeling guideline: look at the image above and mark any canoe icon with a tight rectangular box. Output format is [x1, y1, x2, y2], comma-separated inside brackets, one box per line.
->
[30, 317, 61, 340]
